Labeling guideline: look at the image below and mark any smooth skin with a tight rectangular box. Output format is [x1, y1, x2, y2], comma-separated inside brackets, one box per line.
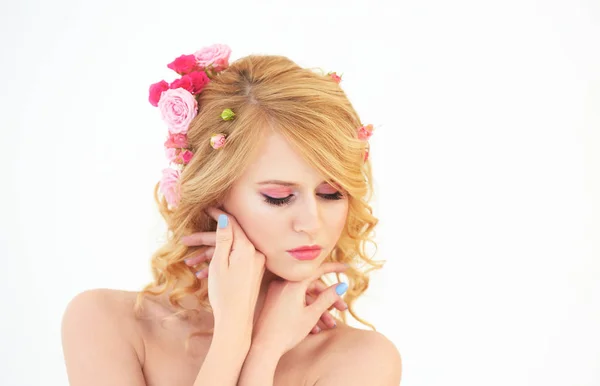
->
[61, 131, 402, 385]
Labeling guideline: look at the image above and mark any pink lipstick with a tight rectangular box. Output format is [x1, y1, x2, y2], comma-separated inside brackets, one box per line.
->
[286, 245, 322, 261]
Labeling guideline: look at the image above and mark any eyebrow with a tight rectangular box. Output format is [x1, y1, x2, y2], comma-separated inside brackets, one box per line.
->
[257, 180, 328, 187]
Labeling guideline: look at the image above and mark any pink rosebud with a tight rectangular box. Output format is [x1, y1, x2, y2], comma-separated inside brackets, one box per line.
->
[149, 80, 169, 107]
[158, 88, 198, 135]
[164, 133, 188, 149]
[167, 54, 198, 75]
[187, 71, 210, 94]
[330, 72, 342, 83]
[179, 150, 194, 164]
[357, 124, 374, 141]
[194, 44, 232, 72]
[364, 147, 370, 162]
[165, 148, 178, 162]
[210, 133, 227, 149]
[159, 168, 181, 209]
[169, 76, 194, 94]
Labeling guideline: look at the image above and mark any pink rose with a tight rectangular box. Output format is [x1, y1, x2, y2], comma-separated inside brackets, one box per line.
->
[170, 71, 210, 95]
[158, 88, 198, 135]
[187, 71, 210, 94]
[194, 44, 232, 72]
[167, 54, 198, 75]
[358, 124, 374, 141]
[179, 150, 194, 164]
[210, 133, 227, 149]
[169, 76, 194, 94]
[159, 168, 181, 208]
[149, 80, 169, 107]
[164, 133, 188, 148]
[364, 148, 370, 162]
[165, 148, 178, 162]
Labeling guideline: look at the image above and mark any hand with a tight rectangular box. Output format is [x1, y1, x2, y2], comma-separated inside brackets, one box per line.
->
[181, 231, 348, 335]
[250, 262, 349, 358]
[182, 207, 266, 338]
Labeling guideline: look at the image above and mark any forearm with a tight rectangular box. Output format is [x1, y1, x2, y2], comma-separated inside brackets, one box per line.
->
[193, 330, 251, 386]
[237, 345, 281, 386]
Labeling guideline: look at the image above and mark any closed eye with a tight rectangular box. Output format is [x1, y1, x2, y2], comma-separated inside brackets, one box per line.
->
[262, 192, 344, 207]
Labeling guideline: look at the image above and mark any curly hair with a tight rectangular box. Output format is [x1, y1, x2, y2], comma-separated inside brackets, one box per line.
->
[134, 54, 385, 349]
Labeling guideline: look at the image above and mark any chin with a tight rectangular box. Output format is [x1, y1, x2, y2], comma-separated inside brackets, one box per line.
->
[265, 254, 324, 282]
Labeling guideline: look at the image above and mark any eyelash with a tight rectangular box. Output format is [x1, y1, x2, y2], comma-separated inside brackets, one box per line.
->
[262, 192, 344, 207]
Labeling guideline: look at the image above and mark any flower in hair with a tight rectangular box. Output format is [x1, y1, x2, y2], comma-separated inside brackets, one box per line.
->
[358, 124, 374, 141]
[149, 43, 233, 209]
[158, 88, 198, 135]
[327, 71, 342, 83]
[358, 124, 375, 162]
[159, 168, 182, 208]
[194, 44, 232, 72]
[220, 108, 235, 121]
[210, 133, 227, 149]
[167, 54, 199, 75]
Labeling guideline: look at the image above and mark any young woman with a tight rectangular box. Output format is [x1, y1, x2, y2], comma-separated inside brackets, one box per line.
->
[61, 44, 402, 385]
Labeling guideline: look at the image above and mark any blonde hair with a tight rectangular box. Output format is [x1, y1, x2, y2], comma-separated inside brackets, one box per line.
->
[134, 54, 384, 346]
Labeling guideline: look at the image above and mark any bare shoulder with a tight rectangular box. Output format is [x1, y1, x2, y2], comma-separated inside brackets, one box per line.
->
[312, 325, 402, 385]
[61, 288, 147, 386]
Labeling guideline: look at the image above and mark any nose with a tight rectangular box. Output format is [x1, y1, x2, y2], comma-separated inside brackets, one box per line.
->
[292, 194, 321, 239]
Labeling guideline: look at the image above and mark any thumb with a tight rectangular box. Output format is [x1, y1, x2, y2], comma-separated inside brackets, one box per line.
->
[307, 282, 348, 320]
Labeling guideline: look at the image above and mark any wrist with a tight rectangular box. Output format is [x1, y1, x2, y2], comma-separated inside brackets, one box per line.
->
[249, 338, 284, 361]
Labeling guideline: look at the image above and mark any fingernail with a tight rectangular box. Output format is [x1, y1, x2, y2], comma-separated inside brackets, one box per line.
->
[184, 258, 192, 265]
[195, 270, 207, 279]
[315, 326, 321, 333]
[218, 214, 228, 229]
[335, 282, 348, 295]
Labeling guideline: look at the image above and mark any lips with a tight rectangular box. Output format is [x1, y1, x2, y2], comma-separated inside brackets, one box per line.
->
[286, 245, 322, 261]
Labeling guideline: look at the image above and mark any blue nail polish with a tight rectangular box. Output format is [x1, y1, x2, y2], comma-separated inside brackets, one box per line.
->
[218, 214, 228, 229]
[335, 282, 348, 295]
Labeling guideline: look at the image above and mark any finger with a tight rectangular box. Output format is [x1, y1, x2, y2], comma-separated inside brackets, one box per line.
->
[195, 267, 209, 279]
[211, 212, 233, 270]
[184, 247, 215, 266]
[306, 294, 332, 331]
[307, 282, 348, 321]
[205, 207, 252, 253]
[179, 232, 216, 247]
[308, 280, 348, 311]
[304, 262, 348, 287]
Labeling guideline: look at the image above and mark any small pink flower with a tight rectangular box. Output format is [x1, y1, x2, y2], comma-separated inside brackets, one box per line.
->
[187, 71, 210, 94]
[167, 54, 198, 75]
[158, 88, 198, 135]
[159, 168, 181, 208]
[179, 149, 194, 164]
[164, 133, 188, 148]
[358, 124, 374, 140]
[364, 147, 370, 162]
[194, 44, 232, 72]
[210, 133, 227, 149]
[329, 72, 342, 83]
[169, 76, 194, 94]
[149, 80, 169, 107]
[165, 148, 178, 162]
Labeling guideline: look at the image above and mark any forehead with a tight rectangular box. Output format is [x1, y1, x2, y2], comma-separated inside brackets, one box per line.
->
[240, 130, 322, 184]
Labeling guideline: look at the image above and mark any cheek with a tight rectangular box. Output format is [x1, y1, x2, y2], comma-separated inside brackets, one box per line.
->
[323, 201, 349, 238]
[228, 202, 286, 255]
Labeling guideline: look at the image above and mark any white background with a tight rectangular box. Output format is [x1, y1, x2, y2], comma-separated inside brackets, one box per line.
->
[1, 0, 599, 385]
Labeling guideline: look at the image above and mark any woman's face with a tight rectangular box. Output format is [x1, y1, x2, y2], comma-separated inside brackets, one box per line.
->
[221, 131, 349, 282]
